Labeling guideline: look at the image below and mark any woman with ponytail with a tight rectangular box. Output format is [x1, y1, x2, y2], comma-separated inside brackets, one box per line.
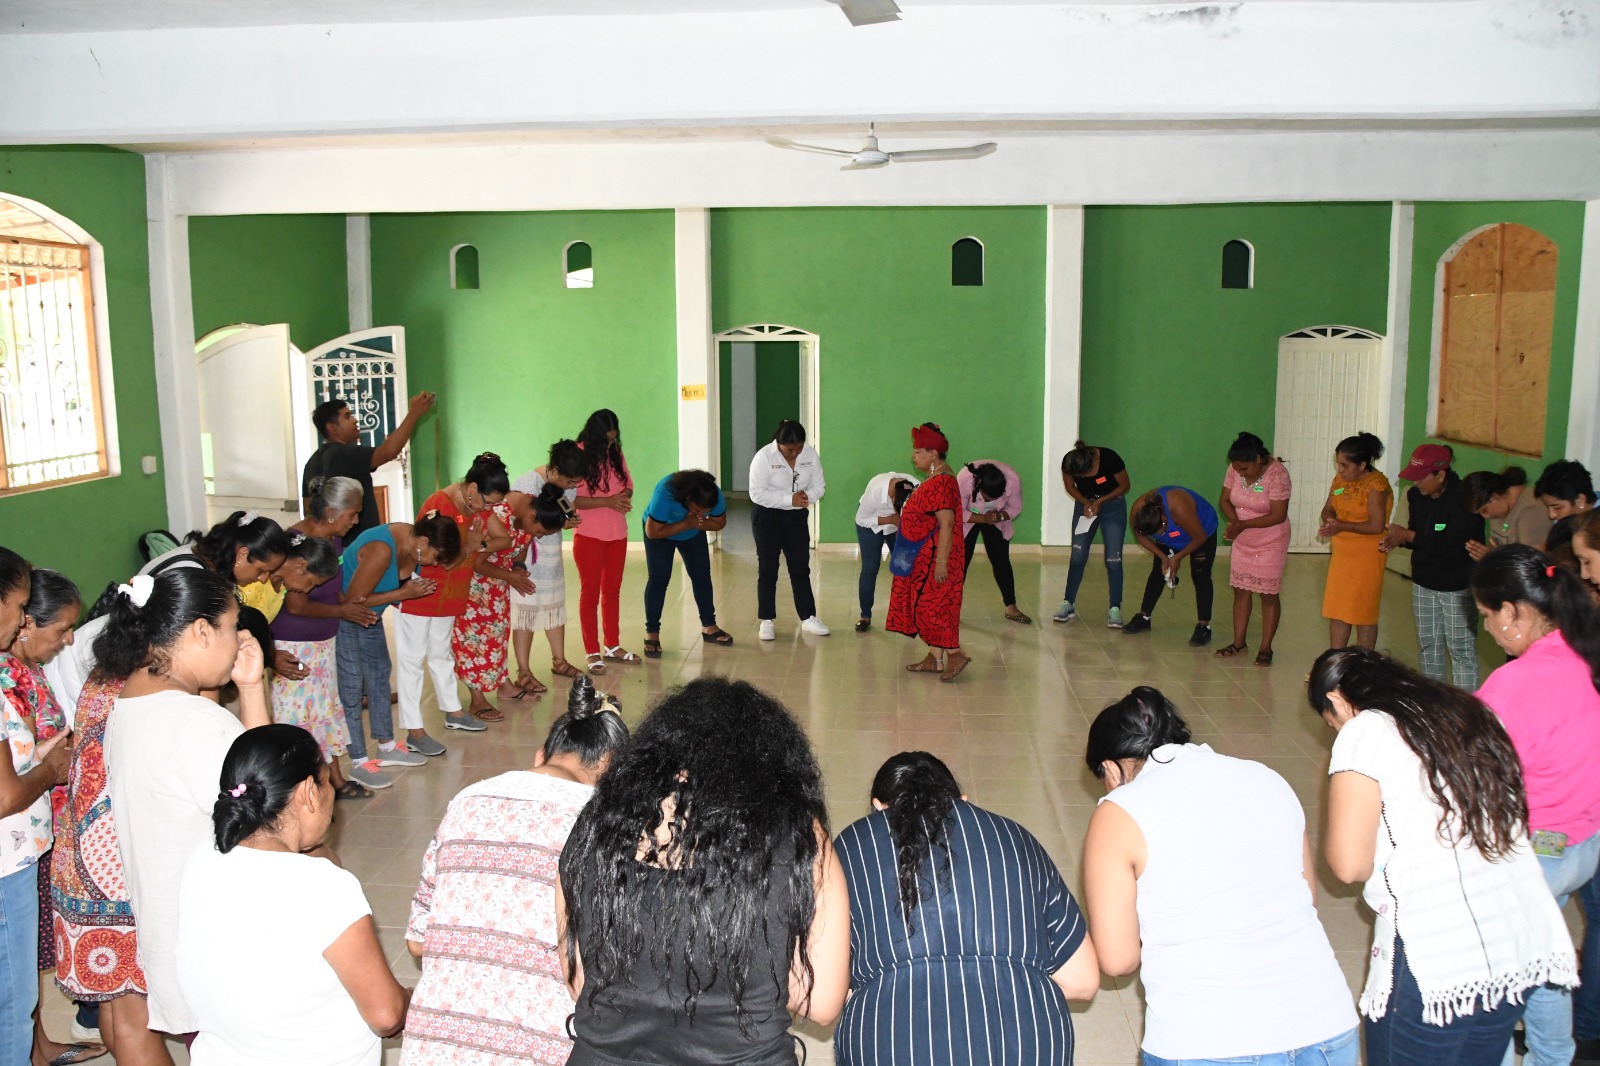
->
[1310, 647, 1574, 1063]
[178, 725, 406, 1065]
[99, 568, 270, 1040]
[957, 458, 1032, 623]
[1214, 431, 1292, 666]
[1083, 687, 1356, 1064]
[833, 752, 1097, 1065]
[1470, 544, 1600, 1064]
[403, 675, 629, 1065]
[1318, 431, 1392, 650]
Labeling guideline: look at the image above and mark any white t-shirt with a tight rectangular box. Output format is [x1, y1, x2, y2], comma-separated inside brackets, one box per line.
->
[179, 846, 378, 1066]
[1104, 743, 1356, 1059]
[854, 471, 920, 535]
[104, 689, 244, 1034]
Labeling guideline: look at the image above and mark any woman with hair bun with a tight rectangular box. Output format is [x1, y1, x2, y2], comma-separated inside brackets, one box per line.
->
[399, 453, 514, 746]
[1319, 431, 1392, 650]
[887, 423, 969, 681]
[1462, 466, 1552, 559]
[1084, 686, 1356, 1065]
[1215, 432, 1292, 666]
[833, 752, 1098, 1064]
[403, 674, 630, 1065]
[640, 469, 732, 658]
[177, 724, 407, 1066]
[511, 440, 589, 691]
[100, 567, 270, 1040]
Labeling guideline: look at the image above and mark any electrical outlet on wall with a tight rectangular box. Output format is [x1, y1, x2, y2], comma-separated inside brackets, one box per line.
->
[140, 455, 159, 476]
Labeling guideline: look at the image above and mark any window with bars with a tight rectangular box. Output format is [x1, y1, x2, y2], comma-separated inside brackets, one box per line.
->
[0, 235, 108, 492]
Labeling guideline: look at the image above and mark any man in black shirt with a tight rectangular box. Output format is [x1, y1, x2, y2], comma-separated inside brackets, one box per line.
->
[302, 391, 436, 536]
[1380, 443, 1484, 687]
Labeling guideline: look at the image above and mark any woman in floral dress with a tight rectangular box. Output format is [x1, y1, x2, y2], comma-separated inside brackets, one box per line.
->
[887, 423, 970, 682]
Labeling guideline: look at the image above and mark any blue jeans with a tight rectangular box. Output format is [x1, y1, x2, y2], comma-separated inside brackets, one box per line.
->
[643, 533, 716, 633]
[1371, 937, 1525, 1065]
[1064, 496, 1126, 608]
[1576, 873, 1600, 1040]
[1501, 830, 1600, 1066]
[0, 862, 40, 1066]
[1142, 1028, 1357, 1066]
[336, 618, 393, 760]
[856, 524, 895, 619]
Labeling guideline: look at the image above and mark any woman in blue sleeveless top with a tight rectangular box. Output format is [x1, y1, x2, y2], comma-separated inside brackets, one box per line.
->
[1126, 486, 1219, 645]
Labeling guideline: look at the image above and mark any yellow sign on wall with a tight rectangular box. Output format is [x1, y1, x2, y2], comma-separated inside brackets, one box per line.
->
[680, 384, 707, 401]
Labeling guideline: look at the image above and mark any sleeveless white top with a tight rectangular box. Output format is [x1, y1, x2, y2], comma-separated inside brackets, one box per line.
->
[1104, 743, 1356, 1059]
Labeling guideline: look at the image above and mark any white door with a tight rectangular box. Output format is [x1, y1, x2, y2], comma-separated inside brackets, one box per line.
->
[304, 328, 413, 525]
[196, 323, 306, 529]
[1273, 326, 1383, 553]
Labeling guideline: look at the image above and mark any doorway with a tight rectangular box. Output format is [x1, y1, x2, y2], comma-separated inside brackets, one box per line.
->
[1273, 325, 1384, 553]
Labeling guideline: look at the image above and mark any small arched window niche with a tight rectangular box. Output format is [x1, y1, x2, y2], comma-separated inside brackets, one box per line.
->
[1221, 239, 1254, 290]
[952, 237, 984, 287]
[450, 243, 480, 290]
[564, 241, 593, 289]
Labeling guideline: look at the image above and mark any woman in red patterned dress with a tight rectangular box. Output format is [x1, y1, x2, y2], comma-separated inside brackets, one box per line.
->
[887, 423, 971, 681]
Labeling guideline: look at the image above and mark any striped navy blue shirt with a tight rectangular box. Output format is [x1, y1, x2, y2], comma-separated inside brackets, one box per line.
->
[833, 801, 1086, 1065]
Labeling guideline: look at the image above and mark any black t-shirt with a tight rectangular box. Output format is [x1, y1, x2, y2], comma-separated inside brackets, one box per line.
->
[1403, 473, 1484, 592]
[1070, 446, 1126, 501]
[302, 441, 379, 536]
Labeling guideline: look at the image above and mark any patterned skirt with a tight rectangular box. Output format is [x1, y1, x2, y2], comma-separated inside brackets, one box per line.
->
[270, 638, 349, 758]
[512, 531, 567, 631]
[52, 675, 145, 1001]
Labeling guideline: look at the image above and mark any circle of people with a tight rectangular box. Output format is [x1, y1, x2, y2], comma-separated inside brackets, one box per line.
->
[4, 401, 1600, 1066]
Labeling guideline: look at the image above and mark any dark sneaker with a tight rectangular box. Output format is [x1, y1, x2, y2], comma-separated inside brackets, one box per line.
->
[1122, 614, 1152, 635]
[1189, 624, 1213, 647]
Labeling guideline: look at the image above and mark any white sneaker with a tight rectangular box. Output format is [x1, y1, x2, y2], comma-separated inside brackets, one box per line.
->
[759, 619, 776, 641]
[801, 616, 831, 636]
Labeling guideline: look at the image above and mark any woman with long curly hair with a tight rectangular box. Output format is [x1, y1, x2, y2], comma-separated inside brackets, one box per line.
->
[573, 410, 639, 671]
[1310, 647, 1575, 1064]
[557, 677, 849, 1064]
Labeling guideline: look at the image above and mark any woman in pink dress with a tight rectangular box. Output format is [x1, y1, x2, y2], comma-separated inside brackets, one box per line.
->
[1215, 432, 1292, 666]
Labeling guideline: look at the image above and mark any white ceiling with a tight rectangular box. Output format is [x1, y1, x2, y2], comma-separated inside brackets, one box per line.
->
[1, 0, 1453, 34]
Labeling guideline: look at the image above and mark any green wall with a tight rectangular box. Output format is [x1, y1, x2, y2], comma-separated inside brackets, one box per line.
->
[189, 214, 348, 351]
[1080, 203, 1392, 530]
[1404, 201, 1586, 475]
[370, 211, 678, 512]
[0, 146, 166, 596]
[718, 341, 801, 480]
[713, 207, 1048, 542]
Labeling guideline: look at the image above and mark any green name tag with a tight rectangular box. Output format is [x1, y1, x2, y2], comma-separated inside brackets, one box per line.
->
[1333, 488, 1345, 496]
[1434, 522, 1447, 531]
[1252, 485, 1264, 493]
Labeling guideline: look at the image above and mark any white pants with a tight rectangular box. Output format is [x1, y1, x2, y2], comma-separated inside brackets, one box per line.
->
[393, 613, 462, 727]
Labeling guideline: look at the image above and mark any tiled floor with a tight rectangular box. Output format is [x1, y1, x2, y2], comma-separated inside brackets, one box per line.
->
[40, 548, 1555, 1064]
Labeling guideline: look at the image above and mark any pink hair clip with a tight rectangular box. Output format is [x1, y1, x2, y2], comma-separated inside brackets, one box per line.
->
[229, 783, 247, 797]
[1547, 565, 1558, 578]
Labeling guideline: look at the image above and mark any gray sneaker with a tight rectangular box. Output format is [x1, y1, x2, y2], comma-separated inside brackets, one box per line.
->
[375, 743, 426, 767]
[406, 731, 451, 755]
[443, 712, 488, 733]
[347, 759, 396, 790]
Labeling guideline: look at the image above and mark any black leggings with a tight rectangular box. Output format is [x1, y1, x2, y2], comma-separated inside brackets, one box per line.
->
[962, 523, 1017, 607]
[1139, 533, 1216, 621]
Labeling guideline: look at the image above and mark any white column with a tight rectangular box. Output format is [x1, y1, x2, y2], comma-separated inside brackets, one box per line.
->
[1565, 200, 1600, 469]
[346, 214, 372, 332]
[1377, 201, 1414, 479]
[674, 207, 714, 473]
[145, 155, 206, 533]
[1040, 205, 1084, 546]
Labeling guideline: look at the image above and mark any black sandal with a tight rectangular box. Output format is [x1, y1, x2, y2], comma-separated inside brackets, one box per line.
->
[703, 628, 735, 646]
[1213, 642, 1248, 659]
[335, 780, 373, 801]
[1254, 649, 1275, 667]
[643, 638, 663, 659]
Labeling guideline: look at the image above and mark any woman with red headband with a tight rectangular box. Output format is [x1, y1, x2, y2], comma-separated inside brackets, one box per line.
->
[886, 423, 970, 681]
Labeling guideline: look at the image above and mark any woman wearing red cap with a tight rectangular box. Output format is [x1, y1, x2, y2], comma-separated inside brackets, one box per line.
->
[887, 423, 969, 681]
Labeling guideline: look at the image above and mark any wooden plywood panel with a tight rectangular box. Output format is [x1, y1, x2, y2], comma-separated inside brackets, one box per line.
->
[1445, 227, 1501, 297]
[1502, 223, 1558, 294]
[1438, 292, 1498, 443]
[1497, 289, 1555, 455]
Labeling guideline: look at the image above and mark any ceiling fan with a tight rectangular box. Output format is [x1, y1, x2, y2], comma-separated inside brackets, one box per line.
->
[767, 125, 998, 172]
[826, 0, 902, 26]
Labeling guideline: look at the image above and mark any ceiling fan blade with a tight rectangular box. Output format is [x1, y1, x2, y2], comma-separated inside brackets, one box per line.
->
[834, 0, 901, 27]
[766, 137, 856, 158]
[885, 143, 999, 163]
[840, 160, 889, 172]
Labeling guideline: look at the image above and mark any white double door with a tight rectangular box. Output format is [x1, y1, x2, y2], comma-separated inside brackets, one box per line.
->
[195, 325, 412, 530]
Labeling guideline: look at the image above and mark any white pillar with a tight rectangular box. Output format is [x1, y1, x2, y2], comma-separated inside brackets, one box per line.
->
[1377, 201, 1414, 479]
[675, 207, 714, 473]
[346, 214, 372, 332]
[1040, 205, 1084, 546]
[1565, 200, 1600, 469]
[145, 155, 206, 533]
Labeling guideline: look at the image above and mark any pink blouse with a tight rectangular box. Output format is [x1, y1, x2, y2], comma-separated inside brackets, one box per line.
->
[957, 459, 1024, 541]
[573, 445, 634, 543]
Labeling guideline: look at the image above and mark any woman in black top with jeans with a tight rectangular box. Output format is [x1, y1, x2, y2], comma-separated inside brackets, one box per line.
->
[1056, 442, 1131, 627]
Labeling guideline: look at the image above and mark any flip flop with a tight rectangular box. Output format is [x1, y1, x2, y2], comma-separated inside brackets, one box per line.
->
[50, 1043, 107, 1065]
[472, 706, 506, 723]
[703, 628, 735, 647]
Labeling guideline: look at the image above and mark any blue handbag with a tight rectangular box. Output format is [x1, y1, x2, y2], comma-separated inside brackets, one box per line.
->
[889, 531, 931, 577]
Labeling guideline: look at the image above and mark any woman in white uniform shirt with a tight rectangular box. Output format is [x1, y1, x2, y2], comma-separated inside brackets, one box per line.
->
[748, 420, 829, 640]
[854, 472, 919, 632]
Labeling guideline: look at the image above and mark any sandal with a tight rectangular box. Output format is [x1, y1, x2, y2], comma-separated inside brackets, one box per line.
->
[907, 652, 944, 673]
[855, 619, 871, 633]
[1254, 649, 1275, 667]
[49, 1043, 107, 1066]
[335, 780, 373, 801]
[604, 645, 641, 664]
[516, 669, 548, 696]
[550, 658, 584, 679]
[1213, 642, 1249, 659]
[586, 653, 607, 674]
[703, 628, 735, 647]
[472, 705, 506, 723]
[1005, 609, 1033, 625]
[939, 650, 972, 683]
[643, 637, 663, 659]
[495, 682, 528, 702]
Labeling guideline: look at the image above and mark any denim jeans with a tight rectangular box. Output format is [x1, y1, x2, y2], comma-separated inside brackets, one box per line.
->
[1142, 1028, 1357, 1066]
[1501, 830, 1600, 1066]
[1370, 937, 1525, 1065]
[336, 618, 393, 760]
[0, 862, 39, 1066]
[643, 533, 716, 633]
[1064, 496, 1126, 608]
[856, 524, 895, 619]
[1411, 585, 1479, 689]
[1576, 873, 1600, 1040]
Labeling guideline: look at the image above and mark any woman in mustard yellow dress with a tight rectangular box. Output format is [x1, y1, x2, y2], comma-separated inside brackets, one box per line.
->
[1319, 432, 1392, 650]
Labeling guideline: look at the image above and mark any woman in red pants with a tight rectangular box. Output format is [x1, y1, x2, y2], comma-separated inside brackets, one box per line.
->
[573, 409, 639, 673]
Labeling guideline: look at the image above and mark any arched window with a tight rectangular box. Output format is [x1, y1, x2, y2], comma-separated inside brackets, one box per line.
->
[951, 237, 983, 287]
[1221, 239, 1254, 289]
[0, 193, 115, 492]
[564, 241, 593, 289]
[1434, 223, 1556, 456]
[450, 243, 479, 290]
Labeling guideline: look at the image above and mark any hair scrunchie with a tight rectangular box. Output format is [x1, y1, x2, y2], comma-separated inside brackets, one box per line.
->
[117, 574, 155, 609]
[238, 510, 261, 526]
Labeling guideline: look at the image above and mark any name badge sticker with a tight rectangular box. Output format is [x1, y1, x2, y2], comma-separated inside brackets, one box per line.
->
[1333, 488, 1345, 495]
[1251, 485, 1264, 493]
[1094, 476, 1107, 484]
[1434, 522, 1447, 532]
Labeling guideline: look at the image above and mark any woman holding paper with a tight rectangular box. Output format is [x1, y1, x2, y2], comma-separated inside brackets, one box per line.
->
[1056, 441, 1131, 628]
[1215, 432, 1292, 667]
